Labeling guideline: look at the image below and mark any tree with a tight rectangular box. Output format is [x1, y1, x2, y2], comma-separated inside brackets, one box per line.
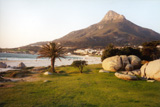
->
[101, 44, 121, 61]
[71, 60, 87, 73]
[120, 47, 142, 58]
[142, 41, 160, 61]
[101, 44, 142, 61]
[37, 42, 64, 73]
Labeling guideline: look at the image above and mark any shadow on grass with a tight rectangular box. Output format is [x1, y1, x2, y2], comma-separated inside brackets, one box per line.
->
[0, 103, 6, 107]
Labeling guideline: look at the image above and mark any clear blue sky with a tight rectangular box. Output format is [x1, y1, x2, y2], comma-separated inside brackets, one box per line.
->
[0, 0, 160, 48]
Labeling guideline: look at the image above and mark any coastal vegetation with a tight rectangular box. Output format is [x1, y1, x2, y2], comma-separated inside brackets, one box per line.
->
[101, 41, 160, 61]
[37, 42, 64, 73]
[71, 60, 87, 73]
[1, 64, 160, 107]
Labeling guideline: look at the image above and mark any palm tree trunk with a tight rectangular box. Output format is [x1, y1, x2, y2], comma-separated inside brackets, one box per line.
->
[51, 57, 56, 73]
[80, 66, 83, 73]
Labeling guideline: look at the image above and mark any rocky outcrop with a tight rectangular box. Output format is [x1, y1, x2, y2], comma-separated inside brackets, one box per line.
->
[141, 59, 160, 81]
[102, 55, 141, 72]
[0, 62, 7, 68]
[128, 55, 141, 69]
[115, 72, 138, 80]
[102, 56, 122, 72]
[18, 62, 26, 69]
[125, 64, 133, 71]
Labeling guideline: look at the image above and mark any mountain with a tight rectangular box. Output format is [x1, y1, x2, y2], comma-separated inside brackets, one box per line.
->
[54, 10, 160, 48]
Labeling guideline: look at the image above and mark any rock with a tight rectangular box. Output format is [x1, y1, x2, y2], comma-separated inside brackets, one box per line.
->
[121, 55, 130, 69]
[102, 56, 122, 72]
[43, 72, 53, 75]
[115, 72, 138, 80]
[125, 64, 133, 71]
[18, 62, 26, 68]
[147, 80, 155, 82]
[0, 62, 7, 68]
[44, 80, 50, 83]
[99, 69, 110, 73]
[141, 59, 160, 81]
[102, 55, 141, 72]
[127, 71, 135, 76]
[128, 55, 141, 69]
[131, 69, 141, 76]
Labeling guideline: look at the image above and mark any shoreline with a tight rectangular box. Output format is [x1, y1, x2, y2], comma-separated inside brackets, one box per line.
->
[0, 55, 101, 72]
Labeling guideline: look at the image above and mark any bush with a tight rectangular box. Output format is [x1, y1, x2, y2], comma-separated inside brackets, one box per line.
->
[101, 44, 142, 61]
[141, 41, 160, 61]
[71, 60, 87, 73]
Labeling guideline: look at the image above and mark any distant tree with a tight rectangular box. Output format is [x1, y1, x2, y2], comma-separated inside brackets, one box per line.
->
[101, 44, 142, 61]
[71, 60, 87, 73]
[37, 42, 64, 73]
[120, 47, 142, 58]
[141, 41, 160, 61]
[101, 44, 121, 61]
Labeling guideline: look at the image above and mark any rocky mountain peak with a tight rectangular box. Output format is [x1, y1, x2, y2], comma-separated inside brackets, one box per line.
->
[101, 10, 126, 22]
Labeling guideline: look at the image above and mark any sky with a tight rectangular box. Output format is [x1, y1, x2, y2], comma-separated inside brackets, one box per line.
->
[0, 0, 160, 48]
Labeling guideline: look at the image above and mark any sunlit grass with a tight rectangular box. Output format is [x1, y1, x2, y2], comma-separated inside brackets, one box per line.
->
[0, 64, 160, 107]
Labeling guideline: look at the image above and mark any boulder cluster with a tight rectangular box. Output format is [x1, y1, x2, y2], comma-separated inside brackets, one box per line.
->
[101, 55, 160, 81]
[0, 62, 7, 68]
[102, 55, 141, 72]
[0, 62, 26, 69]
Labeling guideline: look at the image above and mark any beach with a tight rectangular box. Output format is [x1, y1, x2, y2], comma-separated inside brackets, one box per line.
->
[0, 55, 101, 72]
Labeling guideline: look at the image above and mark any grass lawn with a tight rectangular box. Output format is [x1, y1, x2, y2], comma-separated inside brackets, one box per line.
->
[0, 64, 160, 107]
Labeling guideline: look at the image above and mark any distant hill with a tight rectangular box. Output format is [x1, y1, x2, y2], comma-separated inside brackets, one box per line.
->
[53, 10, 160, 48]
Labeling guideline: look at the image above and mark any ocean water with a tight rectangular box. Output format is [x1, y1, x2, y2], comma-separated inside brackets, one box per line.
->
[0, 53, 81, 60]
[0, 53, 101, 72]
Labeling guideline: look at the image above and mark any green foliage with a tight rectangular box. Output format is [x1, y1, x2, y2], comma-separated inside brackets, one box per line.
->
[101, 44, 141, 61]
[38, 42, 64, 73]
[141, 41, 160, 61]
[120, 47, 142, 58]
[71, 60, 87, 73]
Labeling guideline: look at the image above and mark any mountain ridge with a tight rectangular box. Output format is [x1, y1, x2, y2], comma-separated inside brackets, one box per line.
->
[53, 10, 160, 48]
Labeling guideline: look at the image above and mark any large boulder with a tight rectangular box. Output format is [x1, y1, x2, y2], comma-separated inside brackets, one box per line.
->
[125, 64, 133, 71]
[102, 56, 122, 72]
[115, 72, 138, 80]
[121, 55, 130, 69]
[128, 55, 141, 69]
[102, 55, 141, 72]
[18, 62, 26, 69]
[0, 62, 7, 68]
[141, 59, 160, 81]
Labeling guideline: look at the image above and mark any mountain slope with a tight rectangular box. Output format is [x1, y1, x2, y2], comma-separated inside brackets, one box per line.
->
[54, 10, 160, 48]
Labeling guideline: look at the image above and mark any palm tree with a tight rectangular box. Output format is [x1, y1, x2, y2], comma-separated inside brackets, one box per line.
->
[37, 42, 64, 73]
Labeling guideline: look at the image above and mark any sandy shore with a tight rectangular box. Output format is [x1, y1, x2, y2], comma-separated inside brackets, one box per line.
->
[0, 55, 101, 72]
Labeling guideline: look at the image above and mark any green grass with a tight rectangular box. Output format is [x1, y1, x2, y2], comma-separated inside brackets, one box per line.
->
[1, 64, 160, 107]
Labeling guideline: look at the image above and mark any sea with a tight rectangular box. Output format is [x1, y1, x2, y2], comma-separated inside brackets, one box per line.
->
[0, 53, 101, 72]
[0, 53, 81, 61]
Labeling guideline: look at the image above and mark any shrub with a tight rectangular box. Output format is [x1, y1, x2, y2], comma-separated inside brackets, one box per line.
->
[71, 60, 87, 73]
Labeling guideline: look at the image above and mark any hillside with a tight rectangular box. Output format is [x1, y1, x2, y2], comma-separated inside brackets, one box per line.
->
[54, 10, 160, 48]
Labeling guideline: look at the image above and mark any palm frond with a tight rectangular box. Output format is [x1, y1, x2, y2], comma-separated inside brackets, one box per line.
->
[37, 42, 65, 59]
